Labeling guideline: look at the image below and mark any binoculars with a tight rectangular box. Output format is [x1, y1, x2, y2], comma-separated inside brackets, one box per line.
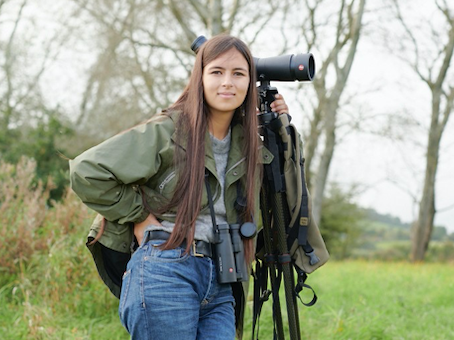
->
[214, 222, 256, 283]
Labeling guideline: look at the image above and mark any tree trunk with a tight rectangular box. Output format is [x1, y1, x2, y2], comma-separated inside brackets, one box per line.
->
[311, 106, 336, 225]
[410, 98, 445, 261]
[308, 0, 366, 226]
[304, 104, 323, 188]
[404, 8, 454, 261]
[410, 157, 436, 261]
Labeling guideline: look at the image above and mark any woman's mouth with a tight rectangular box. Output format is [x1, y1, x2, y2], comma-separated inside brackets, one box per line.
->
[218, 92, 235, 98]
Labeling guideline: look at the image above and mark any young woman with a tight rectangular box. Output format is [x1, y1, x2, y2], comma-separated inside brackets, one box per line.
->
[70, 34, 289, 340]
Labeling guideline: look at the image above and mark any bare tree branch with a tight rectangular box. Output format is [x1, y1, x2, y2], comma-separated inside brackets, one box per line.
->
[168, 0, 197, 41]
[226, 0, 240, 33]
[3, 0, 27, 125]
[129, 33, 157, 110]
[76, 1, 136, 125]
[438, 85, 454, 136]
[236, 1, 280, 45]
[0, 0, 8, 14]
[391, 0, 430, 84]
[438, 202, 454, 213]
[209, 0, 224, 34]
[433, 26, 454, 91]
[188, 0, 209, 27]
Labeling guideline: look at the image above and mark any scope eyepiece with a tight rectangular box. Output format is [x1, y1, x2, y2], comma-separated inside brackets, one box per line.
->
[190, 35, 207, 54]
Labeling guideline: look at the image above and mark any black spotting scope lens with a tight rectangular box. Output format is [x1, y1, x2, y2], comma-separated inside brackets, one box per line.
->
[254, 53, 315, 82]
[190, 35, 315, 82]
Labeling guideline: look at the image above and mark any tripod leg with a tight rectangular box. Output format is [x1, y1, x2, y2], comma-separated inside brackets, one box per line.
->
[271, 192, 301, 340]
[260, 188, 285, 340]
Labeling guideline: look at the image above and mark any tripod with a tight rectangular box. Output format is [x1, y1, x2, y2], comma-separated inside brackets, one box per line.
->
[253, 80, 305, 340]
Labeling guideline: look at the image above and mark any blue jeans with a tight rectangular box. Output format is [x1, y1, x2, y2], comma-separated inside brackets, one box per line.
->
[119, 236, 236, 340]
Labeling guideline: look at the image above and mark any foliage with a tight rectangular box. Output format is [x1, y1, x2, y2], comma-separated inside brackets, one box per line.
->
[0, 158, 125, 339]
[351, 209, 454, 262]
[319, 184, 365, 260]
[0, 110, 73, 201]
[0, 158, 52, 273]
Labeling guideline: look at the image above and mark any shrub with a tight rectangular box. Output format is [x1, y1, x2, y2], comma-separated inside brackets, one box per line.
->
[0, 158, 52, 273]
[319, 184, 364, 260]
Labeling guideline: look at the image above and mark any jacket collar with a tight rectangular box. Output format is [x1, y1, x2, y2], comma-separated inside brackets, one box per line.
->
[169, 112, 246, 179]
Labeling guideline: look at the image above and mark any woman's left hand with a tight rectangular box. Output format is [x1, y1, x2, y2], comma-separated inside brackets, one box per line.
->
[270, 93, 289, 115]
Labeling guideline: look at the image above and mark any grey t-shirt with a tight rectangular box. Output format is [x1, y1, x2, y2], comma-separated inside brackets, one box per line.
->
[156, 128, 231, 243]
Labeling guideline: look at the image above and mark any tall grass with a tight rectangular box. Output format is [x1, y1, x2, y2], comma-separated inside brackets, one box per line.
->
[0, 158, 127, 339]
[1, 158, 453, 339]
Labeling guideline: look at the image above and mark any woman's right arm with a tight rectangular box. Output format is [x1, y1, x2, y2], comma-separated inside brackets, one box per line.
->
[70, 117, 173, 225]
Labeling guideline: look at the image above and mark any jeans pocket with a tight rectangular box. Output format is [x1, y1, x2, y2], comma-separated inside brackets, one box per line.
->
[147, 242, 188, 262]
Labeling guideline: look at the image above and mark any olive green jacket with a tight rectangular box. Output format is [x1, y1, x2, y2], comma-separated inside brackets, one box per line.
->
[70, 111, 273, 339]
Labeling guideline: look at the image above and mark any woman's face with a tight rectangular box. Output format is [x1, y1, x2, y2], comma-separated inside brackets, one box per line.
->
[202, 48, 250, 120]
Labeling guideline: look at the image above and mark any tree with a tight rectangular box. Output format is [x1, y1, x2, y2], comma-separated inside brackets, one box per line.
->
[291, 0, 367, 226]
[68, 0, 290, 143]
[0, 0, 78, 199]
[390, 0, 454, 261]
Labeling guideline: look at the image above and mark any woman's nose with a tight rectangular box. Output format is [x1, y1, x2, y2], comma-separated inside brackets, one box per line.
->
[222, 74, 233, 86]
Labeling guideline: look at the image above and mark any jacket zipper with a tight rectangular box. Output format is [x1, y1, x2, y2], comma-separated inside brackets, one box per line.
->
[159, 171, 176, 194]
[225, 157, 246, 175]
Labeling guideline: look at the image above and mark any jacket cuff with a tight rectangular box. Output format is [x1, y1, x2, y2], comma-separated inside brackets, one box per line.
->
[134, 209, 150, 224]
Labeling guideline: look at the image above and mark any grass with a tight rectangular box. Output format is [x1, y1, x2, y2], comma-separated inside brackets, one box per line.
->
[244, 261, 454, 340]
[2, 260, 453, 339]
[1, 159, 454, 339]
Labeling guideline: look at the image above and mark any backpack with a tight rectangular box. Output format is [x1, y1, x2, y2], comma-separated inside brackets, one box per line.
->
[252, 113, 329, 338]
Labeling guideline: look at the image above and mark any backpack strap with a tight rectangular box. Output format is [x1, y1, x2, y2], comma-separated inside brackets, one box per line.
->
[252, 257, 271, 339]
[284, 119, 320, 266]
[294, 264, 318, 307]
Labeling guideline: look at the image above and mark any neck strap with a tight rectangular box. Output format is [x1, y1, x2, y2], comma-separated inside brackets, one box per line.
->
[204, 171, 219, 236]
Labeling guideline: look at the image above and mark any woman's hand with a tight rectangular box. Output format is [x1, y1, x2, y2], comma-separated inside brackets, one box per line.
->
[270, 93, 289, 115]
[134, 213, 162, 246]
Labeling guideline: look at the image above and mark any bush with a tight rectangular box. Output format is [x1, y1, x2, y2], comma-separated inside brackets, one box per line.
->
[425, 241, 454, 262]
[0, 158, 127, 339]
[0, 111, 73, 202]
[0, 158, 52, 273]
[319, 184, 364, 260]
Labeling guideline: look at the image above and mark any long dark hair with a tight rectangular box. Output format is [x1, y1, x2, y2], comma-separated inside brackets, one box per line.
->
[158, 34, 259, 262]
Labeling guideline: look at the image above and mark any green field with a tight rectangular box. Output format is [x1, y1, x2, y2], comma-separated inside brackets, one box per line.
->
[246, 261, 454, 340]
[1, 259, 453, 340]
[1, 172, 453, 340]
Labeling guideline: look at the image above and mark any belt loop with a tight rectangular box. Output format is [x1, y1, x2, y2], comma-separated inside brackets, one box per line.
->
[142, 229, 152, 245]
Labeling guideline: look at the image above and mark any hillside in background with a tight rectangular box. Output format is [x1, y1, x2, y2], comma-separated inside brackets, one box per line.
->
[350, 209, 454, 261]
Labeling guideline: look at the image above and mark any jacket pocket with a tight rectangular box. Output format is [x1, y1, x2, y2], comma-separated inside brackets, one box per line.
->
[158, 170, 176, 195]
[259, 146, 273, 165]
[88, 214, 133, 254]
[142, 169, 178, 209]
